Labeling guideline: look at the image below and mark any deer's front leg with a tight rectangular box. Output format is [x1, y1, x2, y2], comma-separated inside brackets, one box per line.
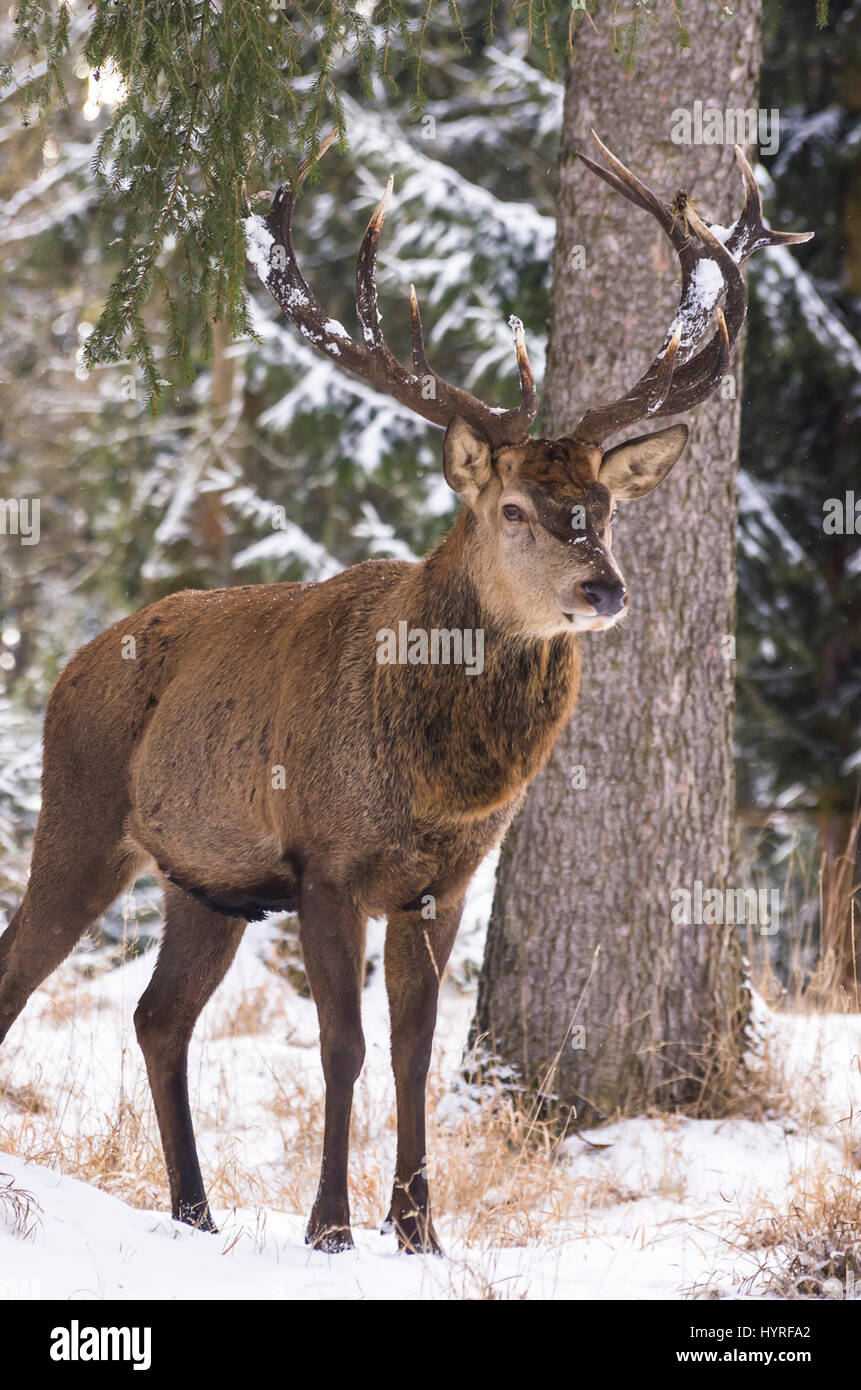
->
[299, 879, 367, 1253]
[382, 900, 462, 1254]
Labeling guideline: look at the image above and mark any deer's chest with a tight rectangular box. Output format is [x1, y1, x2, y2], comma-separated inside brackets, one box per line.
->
[402, 642, 581, 818]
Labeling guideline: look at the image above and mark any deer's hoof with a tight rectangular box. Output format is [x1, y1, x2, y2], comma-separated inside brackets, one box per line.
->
[175, 1200, 218, 1234]
[383, 1208, 443, 1257]
[305, 1219, 354, 1253]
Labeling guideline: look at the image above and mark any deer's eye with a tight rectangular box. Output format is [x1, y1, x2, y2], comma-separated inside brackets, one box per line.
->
[502, 504, 525, 523]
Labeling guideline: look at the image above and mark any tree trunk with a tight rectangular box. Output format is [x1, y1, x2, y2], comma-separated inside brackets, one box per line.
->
[471, 4, 761, 1123]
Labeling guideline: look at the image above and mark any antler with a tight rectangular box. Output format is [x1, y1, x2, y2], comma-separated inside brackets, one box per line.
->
[570, 131, 813, 444]
[251, 133, 537, 447]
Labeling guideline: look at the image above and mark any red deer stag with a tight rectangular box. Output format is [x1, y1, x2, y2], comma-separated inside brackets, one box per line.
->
[0, 134, 810, 1253]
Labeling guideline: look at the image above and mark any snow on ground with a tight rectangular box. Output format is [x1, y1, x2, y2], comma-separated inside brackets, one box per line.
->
[1, 855, 860, 1300]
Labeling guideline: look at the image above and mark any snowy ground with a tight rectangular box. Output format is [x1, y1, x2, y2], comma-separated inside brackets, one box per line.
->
[1, 858, 860, 1301]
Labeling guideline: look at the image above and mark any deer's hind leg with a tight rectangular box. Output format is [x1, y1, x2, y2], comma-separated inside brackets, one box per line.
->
[0, 812, 141, 1046]
[134, 881, 245, 1232]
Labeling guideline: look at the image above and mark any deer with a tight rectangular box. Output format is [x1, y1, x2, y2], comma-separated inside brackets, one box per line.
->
[0, 133, 810, 1254]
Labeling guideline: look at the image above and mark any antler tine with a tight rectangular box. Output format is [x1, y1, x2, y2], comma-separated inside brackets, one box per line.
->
[356, 176, 394, 351]
[577, 130, 691, 257]
[270, 127, 340, 263]
[571, 133, 711, 442]
[353, 177, 537, 438]
[295, 127, 340, 188]
[571, 135, 812, 444]
[409, 289, 537, 433]
[254, 147, 539, 446]
[509, 315, 539, 423]
[572, 317, 689, 445]
[713, 307, 730, 376]
[727, 144, 814, 261]
[264, 129, 353, 363]
[409, 284, 434, 377]
[654, 155, 807, 416]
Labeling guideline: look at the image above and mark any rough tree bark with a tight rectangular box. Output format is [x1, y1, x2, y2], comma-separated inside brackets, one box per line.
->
[471, 3, 761, 1122]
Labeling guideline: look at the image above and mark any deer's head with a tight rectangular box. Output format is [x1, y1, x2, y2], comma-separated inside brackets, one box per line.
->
[439, 419, 687, 636]
[251, 132, 810, 639]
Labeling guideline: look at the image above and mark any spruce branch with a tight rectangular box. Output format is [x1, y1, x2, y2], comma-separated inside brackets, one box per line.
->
[5, 0, 737, 400]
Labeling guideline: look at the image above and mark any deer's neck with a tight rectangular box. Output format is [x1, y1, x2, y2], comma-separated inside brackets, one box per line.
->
[374, 510, 581, 819]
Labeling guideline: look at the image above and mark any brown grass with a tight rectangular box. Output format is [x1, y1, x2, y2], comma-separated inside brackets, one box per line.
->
[814, 805, 861, 1009]
[744, 807, 861, 1015]
[742, 1169, 861, 1299]
[0, 811, 859, 1295]
[0, 995, 856, 1298]
[0, 1077, 49, 1115]
[0, 1014, 646, 1258]
[208, 985, 283, 1039]
[0, 1172, 41, 1240]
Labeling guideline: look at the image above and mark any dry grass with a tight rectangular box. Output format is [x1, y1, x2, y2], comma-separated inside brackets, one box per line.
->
[213, 1028, 634, 1250]
[0, 995, 856, 1298]
[0, 813, 859, 1295]
[744, 807, 861, 1015]
[0, 1172, 41, 1240]
[814, 806, 861, 1009]
[0, 1077, 49, 1115]
[737, 1008, 833, 1128]
[742, 1170, 861, 1299]
[0, 980, 652, 1263]
[208, 985, 283, 1039]
[263, 916, 312, 998]
[0, 1046, 168, 1213]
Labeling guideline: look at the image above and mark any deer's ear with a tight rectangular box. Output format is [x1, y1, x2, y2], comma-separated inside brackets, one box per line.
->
[443, 417, 493, 504]
[598, 423, 689, 500]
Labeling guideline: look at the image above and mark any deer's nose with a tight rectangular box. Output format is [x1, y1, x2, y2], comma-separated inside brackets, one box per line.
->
[580, 579, 627, 616]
